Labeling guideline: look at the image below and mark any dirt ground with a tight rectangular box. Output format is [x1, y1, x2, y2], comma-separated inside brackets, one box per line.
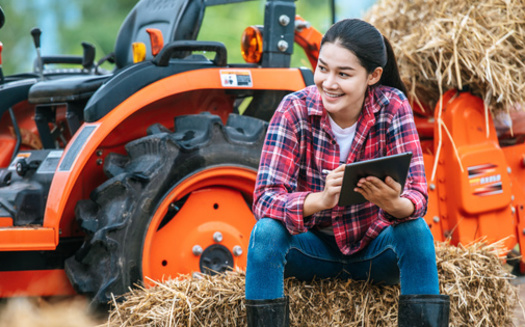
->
[512, 276, 525, 325]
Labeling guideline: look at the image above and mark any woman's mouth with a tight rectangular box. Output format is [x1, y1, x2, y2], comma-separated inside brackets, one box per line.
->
[323, 90, 344, 99]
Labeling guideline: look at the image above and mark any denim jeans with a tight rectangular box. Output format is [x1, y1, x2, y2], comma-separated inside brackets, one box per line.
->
[245, 217, 440, 300]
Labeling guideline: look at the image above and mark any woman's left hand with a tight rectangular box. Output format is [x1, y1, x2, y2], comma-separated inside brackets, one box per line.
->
[355, 176, 408, 216]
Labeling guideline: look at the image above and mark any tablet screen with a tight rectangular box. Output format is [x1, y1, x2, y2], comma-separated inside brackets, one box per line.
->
[338, 152, 412, 206]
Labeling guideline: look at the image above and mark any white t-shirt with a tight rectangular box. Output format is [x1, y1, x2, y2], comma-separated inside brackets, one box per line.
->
[319, 114, 357, 236]
[327, 114, 357, 164]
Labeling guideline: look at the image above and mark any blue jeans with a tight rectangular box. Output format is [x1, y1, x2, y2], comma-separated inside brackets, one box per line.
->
[245, 217, 440, 300]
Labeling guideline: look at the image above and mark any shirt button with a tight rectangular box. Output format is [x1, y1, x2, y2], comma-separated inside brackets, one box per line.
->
[331, 140, 336, 145]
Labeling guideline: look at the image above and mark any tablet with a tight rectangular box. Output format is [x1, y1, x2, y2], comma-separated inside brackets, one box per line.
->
[338, 152, 413, 206]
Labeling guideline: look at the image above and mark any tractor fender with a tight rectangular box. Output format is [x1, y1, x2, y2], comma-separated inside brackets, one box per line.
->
[44, 66, 310, 243]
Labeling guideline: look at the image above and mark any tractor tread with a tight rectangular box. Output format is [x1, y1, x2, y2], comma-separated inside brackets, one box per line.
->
[65, 113, 267, 306]
[103, 153, 129, 178]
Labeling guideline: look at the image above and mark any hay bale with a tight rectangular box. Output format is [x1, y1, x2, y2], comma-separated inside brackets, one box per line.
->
[363, 0, 525, 114]
[0, 297, 99, 327]
[106, 241, 522, 326]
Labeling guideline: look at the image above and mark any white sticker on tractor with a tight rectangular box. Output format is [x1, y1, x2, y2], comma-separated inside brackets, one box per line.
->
[220, 70, 253, 87]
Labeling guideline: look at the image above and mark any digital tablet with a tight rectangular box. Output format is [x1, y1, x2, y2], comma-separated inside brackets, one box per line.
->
[338, 152, 413, 206]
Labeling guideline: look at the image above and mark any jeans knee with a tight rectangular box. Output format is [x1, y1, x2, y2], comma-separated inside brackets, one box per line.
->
[396, 218, 433, 241]
[247, 218, 290, 265]
[394, 218, 435, 256]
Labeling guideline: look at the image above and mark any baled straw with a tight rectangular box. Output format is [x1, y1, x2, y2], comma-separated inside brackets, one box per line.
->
[0, 297, 99, 327]
[106, 241, 523, 326]
[364, 0, 525, 116]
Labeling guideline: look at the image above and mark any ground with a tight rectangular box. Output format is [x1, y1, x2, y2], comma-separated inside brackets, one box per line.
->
[513, 276, 525, 325]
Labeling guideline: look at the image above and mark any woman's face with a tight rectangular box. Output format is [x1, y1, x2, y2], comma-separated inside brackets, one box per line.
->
[314, 42, 381, 127]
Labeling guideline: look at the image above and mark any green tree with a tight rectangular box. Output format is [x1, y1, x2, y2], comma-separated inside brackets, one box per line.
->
[0, 0, 135, 75]
[0, 0, 332, 75]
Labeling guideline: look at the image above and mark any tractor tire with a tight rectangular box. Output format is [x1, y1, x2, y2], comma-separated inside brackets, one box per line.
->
[65, 112, 267, 306]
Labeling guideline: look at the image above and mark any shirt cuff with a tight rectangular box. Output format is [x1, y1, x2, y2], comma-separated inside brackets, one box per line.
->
[401, 191, 427, 218]
[379, 193, 423, 223]
[284, 191, 311, 234]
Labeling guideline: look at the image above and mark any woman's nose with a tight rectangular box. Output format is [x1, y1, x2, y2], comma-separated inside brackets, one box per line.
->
[323, 75, 337, 89]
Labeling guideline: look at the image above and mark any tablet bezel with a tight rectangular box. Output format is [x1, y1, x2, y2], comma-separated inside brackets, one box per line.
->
[337, 152, 413, 206]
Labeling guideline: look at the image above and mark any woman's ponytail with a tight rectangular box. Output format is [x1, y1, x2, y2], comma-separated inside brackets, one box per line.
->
[379, 36, 407, 96]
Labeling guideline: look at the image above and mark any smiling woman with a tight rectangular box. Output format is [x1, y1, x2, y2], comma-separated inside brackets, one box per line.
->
[244, 18, 450, 327]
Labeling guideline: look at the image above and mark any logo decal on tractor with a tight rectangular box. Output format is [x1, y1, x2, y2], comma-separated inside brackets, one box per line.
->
[467, 163, 497, 178]
[467, 164, 503, 196]
[472, 182, 503, 196]
[220, 70, 253, 87]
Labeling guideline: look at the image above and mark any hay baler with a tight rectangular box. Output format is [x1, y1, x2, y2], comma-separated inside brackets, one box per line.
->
[414, 91, 525, 274]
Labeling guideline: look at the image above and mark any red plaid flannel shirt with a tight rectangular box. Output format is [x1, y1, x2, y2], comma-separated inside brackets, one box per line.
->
[253, 85, 428, 255]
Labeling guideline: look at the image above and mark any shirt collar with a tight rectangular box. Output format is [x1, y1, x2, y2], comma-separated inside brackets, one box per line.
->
[363, 85, 390, 116]
[306, 85, 324, 117]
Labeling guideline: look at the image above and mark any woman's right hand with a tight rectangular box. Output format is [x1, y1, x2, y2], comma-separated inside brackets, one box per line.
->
[303, 164, 345, 216]
[320, 164, 346, 208]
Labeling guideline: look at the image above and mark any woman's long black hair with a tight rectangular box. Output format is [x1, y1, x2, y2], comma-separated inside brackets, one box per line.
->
[321, 19, 407, 96]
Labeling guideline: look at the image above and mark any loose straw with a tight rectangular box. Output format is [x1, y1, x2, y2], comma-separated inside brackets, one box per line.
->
[105, 241, 522, 327]
[365, 0, 525, 115]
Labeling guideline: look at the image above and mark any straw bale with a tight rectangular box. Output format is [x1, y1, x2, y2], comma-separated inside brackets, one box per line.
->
[0, 297, 99, 327]
[363, 0, 525, 115]
[106, 241, 523, 327]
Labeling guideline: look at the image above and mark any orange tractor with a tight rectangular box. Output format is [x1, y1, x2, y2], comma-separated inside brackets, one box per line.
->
[0, 0, 320, 306]
[0, 0, 524, 309]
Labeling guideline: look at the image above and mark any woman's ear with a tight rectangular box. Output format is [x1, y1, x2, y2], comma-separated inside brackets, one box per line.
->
[367, 67, 383, 86]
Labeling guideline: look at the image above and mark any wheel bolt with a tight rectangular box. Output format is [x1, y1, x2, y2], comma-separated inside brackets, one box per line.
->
[192, 245, 203, 256]
[233, 245, 243, 257]
[213, 231, 223, 243]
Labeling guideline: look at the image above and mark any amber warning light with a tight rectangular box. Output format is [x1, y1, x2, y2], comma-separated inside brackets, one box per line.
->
[241, 26, 263, 64]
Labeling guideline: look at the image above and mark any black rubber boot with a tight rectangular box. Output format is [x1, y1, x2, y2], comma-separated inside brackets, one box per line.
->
[245, 297, 289, 327]
[398, 294, 450, 327]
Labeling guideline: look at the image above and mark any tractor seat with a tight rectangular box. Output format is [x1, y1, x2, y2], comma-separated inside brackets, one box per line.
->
[27, 0, 205, 144]
[28, 0, 204, 107]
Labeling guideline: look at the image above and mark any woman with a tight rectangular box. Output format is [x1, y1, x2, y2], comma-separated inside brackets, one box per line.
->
[245, 19, 450, 327]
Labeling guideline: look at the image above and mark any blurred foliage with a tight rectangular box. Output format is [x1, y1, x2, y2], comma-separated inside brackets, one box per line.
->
[0, 0, 332, 75]
[199, 0, 332, 69]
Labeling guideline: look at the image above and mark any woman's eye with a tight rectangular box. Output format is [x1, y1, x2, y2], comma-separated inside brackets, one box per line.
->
[339, 72, 349, 78]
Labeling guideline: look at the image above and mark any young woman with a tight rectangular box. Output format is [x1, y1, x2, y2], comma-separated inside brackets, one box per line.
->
[245, 19, 450, 327]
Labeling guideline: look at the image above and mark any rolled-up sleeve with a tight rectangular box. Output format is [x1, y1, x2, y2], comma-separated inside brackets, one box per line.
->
[252, 97, 314, 235]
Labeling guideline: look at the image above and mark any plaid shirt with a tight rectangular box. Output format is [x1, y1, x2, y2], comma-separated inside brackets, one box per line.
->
[253, 85, 428, 255]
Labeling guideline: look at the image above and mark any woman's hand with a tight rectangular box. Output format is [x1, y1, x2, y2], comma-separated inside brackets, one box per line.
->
[355, 176, 414, 218]
[319, 164, 346, 209]
[303, 164, 345, 217]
